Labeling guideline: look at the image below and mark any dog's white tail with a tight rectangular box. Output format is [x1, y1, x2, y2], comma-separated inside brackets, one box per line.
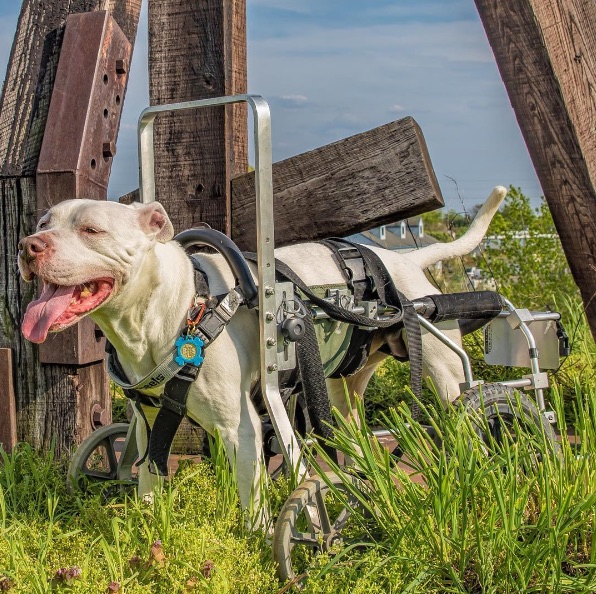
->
[406, 186, 507, 270]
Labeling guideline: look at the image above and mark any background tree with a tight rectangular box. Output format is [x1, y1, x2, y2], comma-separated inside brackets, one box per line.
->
[476, 186, 578, 309]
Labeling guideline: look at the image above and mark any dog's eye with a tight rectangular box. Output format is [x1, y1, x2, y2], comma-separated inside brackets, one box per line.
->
[82, 227, 100, 234]
[38, 221, 47, 230]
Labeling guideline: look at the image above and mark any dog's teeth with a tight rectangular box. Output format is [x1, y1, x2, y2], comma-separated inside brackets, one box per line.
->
[79, 282, 97, 299]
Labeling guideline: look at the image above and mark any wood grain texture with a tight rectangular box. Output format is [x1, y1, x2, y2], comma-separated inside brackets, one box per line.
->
[0, 349, 17, 452]
[0, 0, 140, 454]
[475, 0, 596, 338]
[230, 117, 444, 251]
[148, 0, 247, 234]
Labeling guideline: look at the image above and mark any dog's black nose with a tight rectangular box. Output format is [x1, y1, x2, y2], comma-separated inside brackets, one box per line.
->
[19, 236, 49, 261]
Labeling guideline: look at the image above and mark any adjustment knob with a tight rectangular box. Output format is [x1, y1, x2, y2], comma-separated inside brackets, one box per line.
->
[281, 318, 306, 342]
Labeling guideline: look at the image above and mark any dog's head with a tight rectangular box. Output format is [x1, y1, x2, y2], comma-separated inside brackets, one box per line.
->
[18, 199, 174, 343]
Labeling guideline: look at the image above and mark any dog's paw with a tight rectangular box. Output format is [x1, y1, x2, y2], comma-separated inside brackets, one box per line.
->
[141, 492, 154, 506]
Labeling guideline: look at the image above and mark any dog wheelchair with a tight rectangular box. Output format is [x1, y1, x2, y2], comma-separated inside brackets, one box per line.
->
[66, 95, 569, 582]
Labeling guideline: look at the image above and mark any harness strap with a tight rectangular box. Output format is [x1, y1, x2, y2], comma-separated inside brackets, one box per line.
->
[148, 365, 200, 476]
[243, 252, 341, 459]
[326, 239, 423, 398]
[243, 253, 405, 329]
[293, 295, 338, 463]
[319, 239, 368, 301]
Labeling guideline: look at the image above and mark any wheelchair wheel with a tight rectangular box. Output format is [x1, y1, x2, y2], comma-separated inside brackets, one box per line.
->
[272, 472, 372, 584]
[459, 383, 558, 454]
[67, 421, 139, 495]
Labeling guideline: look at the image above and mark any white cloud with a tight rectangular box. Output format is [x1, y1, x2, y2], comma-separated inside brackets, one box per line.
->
[277, 94, 309, 107]
[390, 104, 406, 113]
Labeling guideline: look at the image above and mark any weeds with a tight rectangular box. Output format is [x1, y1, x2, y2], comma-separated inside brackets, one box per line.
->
[304, 383, 596, 593]
[1, 384, 595, 592]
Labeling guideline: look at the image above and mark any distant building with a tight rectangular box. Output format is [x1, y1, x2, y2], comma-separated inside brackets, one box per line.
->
[346, 217, 442, 273]
[346, 217, 439, 253]
[483, 230, 558, 249]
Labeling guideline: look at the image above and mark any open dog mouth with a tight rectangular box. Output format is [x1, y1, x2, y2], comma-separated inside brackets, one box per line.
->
[22, 278, 114, 344]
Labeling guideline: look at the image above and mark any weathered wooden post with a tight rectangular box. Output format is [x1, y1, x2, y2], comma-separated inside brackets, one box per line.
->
[147, 0, 248, 233]
[0, 0, 142, 454]
[474, 0, 596, 339]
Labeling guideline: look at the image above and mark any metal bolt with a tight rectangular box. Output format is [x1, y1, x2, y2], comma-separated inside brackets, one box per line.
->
[266, 337, 276, 347]
[115, 59, 127, 74]
[91, 403, 106, 428]
[102, 141, 116, 159]
[265, 312, 275, 321]
[267, 363, 278, 373]
[265, 286, 275, 296]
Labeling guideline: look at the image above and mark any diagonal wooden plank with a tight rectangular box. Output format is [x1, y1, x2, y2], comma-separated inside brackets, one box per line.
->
[230, 117, 444, 251]
[475, 0, 596, 339]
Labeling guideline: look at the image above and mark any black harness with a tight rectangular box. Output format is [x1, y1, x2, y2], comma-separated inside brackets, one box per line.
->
[108, 259, 238, 476]
[110, 238, 423, 476]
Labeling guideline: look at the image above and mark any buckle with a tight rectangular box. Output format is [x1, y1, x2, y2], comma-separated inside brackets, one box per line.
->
[337, 246, 361, 261]
[176, 365, 200, 382]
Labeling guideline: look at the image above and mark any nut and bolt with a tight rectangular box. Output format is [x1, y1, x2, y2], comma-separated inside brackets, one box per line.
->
[264, 286, 275, 296]
[265, 312, 275, 322]
[267, 363, 278, 373]
[266, 337, 276, 347]
[103, 141, 116, 159]
[115, 59, 128, 75]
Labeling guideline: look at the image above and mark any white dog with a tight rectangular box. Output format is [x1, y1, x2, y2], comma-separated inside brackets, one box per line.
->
[18, 186, 506, 512]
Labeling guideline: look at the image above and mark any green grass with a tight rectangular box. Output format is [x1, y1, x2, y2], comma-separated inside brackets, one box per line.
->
[304, 383, 596, 593]
[0, 438, 278, 593]
[1, 383, 595, 592]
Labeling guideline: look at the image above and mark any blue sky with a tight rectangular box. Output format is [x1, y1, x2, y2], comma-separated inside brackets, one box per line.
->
[0, 0, 544, 213]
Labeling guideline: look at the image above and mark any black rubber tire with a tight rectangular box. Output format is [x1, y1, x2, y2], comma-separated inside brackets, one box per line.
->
[459, 383, 558, 453]
[66, 422, 139, 495]
[272, 472, 370, 584]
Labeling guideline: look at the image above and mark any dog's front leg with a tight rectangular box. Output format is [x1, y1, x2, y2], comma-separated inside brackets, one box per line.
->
[218, 393, 269, 531]
[132, 405, 159, 501]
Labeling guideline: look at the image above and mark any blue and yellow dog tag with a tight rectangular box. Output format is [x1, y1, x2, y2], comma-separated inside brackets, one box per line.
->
[174, 335, 204, 367]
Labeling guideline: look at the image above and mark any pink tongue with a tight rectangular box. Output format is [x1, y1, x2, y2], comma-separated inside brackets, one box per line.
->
[22, 284, 77, 344]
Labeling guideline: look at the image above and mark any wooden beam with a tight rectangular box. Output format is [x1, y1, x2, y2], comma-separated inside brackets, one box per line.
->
[0, 349, 17, 452]
[147, 0, 247, 234]
[474, 0, 596, 339]
[0, 0, 141, 456]
[230, 117, 444, 251]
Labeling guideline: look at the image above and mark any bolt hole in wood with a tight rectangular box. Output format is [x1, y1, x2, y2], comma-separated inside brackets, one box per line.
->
[103, 108, 108, 119]
[103, 73, 108, 85]
[90, 159, 97, 169]
[115, 95, 121, 106]
[196, 183, 204, 193]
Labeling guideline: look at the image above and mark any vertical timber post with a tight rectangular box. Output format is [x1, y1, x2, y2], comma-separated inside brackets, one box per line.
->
[0, 0, 141, 455]
[148, 0, 248, 234]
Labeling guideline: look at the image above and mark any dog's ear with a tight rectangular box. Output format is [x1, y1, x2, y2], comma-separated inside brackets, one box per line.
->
[136, 202, 174, 243]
